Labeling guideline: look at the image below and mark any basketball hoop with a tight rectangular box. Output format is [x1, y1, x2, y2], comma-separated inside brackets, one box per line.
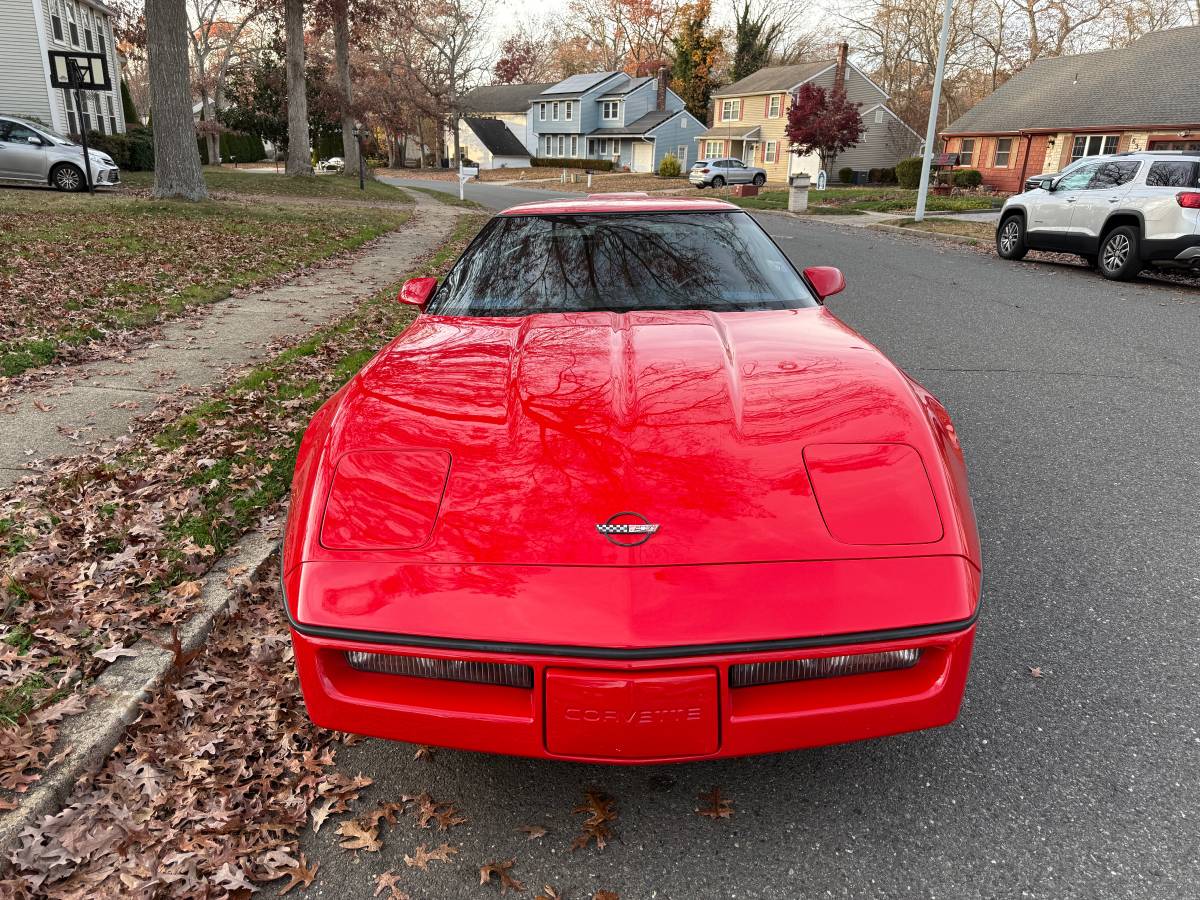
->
[46, 51, 112, 194]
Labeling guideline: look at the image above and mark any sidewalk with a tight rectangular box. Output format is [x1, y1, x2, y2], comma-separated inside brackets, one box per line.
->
[0, 192, 459, 491]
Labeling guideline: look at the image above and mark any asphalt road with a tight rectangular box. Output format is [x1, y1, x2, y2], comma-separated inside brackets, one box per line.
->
[286, 180, 1200, 899]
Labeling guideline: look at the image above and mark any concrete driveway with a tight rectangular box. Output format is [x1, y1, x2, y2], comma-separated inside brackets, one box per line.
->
[281, 183, 1200, 899]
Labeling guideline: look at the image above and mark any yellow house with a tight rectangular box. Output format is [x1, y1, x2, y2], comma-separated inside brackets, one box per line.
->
[697, 46, 921, 183]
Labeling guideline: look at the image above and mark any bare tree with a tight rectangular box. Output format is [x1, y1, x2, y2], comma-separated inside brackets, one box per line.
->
[146, 0, 208, 199]
[188, 0, 260, 165]
[284, 0, 312, 175]
[397, 0, 491, 165]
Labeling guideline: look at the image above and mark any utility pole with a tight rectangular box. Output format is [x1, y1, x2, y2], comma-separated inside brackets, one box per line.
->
[915, 0, 953, 222]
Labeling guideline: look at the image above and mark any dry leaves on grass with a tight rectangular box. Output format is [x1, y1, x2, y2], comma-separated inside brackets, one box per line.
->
[696, 787, 735, 820]
[479, 858, 524, 894]
[1, 572, 374, 896]
[571, 789, 618, 852]
[404, 842, 458, 870]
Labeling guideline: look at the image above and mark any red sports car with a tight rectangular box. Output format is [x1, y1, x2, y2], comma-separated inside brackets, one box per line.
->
[283, 194, 981, 763]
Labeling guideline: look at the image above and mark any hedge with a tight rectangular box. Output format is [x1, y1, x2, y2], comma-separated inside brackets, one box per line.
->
[85, 127, 155, 171]
[838, 167, 855, 184]
[197, 131, 267, 165]
[895, 156, 929, 189]
[531, 157, 615, 172]
[952, 168, 983, 188]
[658, 153, 682, 177]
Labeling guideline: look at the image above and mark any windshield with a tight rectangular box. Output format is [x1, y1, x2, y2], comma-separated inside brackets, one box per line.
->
[426, 211, 817, 316]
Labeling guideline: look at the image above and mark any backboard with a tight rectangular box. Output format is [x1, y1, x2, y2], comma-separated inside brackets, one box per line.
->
[47, 51, 111, 91]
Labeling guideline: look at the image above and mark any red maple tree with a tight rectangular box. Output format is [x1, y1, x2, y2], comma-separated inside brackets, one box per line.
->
[784, 83, 863, 174]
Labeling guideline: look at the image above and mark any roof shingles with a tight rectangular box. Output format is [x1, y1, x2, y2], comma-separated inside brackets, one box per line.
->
[944, 26, 1200, 134]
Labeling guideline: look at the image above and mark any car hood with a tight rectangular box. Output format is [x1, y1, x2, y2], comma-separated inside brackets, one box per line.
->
[300, 307, 966, 567]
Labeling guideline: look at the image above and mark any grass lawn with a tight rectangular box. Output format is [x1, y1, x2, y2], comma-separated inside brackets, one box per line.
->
[122, 167, 412, 202]
[722, 186, 1004, 214]
[0, 186, 410, 377]
[895, 217, 996, 241]
[402, 184, 489, 209]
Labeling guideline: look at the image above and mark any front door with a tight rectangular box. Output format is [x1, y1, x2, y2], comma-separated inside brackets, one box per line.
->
[743, 142, 757, 165]
[0, 121, 50, 181]
[1027, 162, 1100, 240]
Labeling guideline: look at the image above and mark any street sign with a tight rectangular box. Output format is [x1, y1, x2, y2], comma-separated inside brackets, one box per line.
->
[48, 51, 111, 92]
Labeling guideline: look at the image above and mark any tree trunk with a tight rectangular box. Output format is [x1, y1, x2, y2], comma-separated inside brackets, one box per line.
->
[415, 118, 426, 168]
[333, 8, 360, 177]
[285, 0, 313, 176]
[146, 0, 207, 200]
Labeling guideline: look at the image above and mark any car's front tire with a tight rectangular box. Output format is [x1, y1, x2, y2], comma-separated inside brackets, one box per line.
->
[711, 175, 725, 188]
[752, 173, 766, 186]
[996, 214, 1028, 260]
[50, 163, 85, 192]
[1097, 226, 1143, 281]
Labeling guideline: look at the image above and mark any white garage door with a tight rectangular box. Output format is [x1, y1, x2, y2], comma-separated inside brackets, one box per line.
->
[632, 142, 653, 173]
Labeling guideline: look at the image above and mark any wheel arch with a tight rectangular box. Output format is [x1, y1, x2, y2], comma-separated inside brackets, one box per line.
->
[48, 160, 83, 186]
[1100, 210, 1145, 240]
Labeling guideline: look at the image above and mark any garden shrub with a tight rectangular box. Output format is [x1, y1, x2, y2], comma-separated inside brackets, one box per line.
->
[838, 166, 855, 184]
[531, 157, 615, 171]
[952, 168, 983, 188]
[895, 156, 927, 188]
[658, 153, 682, 177]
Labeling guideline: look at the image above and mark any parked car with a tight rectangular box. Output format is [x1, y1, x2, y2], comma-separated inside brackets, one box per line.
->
[318, 156, 345, 173]
[282, 193, 981, 764]
[689, 158, 767, 188]
[0, 115, 120, 191]
[997, 151, 1200, 280]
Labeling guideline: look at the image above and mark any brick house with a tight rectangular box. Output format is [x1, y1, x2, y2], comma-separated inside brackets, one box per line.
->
[941, 25, 1200, 192]
[697, 44, 920, 183]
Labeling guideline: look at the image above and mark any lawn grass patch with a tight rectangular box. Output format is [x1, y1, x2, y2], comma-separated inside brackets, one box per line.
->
[894, 217, 995, 241]
[0, 189, 411, 376]
[121, 167, 413, 202]
[723, 186, 1004, 214]
[402, 184, 489, 210]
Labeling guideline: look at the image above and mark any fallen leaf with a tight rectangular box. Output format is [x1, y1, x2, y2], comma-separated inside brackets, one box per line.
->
[337, 819, 382, 852]
[404, 842, 457, 870]
[479, 858, 524, 894]
[373, 870, 411, 899]
[593, 892, 620, 900]
[275, 854, 319, 894]
[572, 788, 617, 851]
[1029, 666, 1044, 678]
[413, 744, 436, 762]
[697, 787, 735, 820]
[518, 824, 547, 840]
[535, 887, 561, 900]
[93, 644, 138, 662]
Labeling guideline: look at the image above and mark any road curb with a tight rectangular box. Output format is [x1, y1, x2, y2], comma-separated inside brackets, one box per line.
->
[868, 222, 987, 247]
[0, 525, 282, 870]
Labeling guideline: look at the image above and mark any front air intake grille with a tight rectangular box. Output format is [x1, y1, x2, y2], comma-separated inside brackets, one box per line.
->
[730, 649, 921, 688]
[345, 651, 533, 689]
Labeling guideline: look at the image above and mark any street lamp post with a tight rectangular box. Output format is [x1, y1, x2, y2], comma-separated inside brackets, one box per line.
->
[352, 124, 365, 191]
[915, 0, 954, 222]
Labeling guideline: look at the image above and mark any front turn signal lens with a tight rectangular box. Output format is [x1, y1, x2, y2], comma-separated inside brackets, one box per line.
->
[730, 649, 920, 688]
[345, 651, 533, 688]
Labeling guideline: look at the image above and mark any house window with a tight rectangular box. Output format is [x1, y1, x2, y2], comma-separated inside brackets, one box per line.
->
[106, 95, 117, 133]
[677, 144, 687, 165]
[67, 107, 77, 135]
[768, 95, 781, 118]
[1070, 134, 1119, 162]
[602, 100, 619, 120]
[552, 101, 559, 121]
[958, 138, 975, 166]
[85, 28, 93, 50]
[51, 13, 63, 40]
[539, 103, 546, 121]
[556, 135, 565, 156]
[570, 135, 578, 157]
[764, 141, 778, 163]
[874, 108, 884, 125]
[720, 99, 740, 121]
[994, 137, 1013, 168]
[703, 139, 722, 158]
[69, 21, 79, 45]
[565, 102, 573, 121]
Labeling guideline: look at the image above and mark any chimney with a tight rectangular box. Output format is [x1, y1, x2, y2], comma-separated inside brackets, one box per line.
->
[656, 66, 668, 111]
[834, 41, 849, 94]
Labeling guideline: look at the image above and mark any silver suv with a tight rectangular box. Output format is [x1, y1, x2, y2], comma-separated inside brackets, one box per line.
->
[997, 151, 1200, 280]
[690, 158, 767, 189]
[0, 115, 121, 191]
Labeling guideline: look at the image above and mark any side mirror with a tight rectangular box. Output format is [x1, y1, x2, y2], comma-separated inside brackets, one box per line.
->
[398, 276, 438, 308]
[803, 266, 846, 302]
[26, 136, 42, 146]
[1039, 177, 1056, 191]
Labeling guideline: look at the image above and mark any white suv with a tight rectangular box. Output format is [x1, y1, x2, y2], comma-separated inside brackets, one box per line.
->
[996, 152, 1200, 280]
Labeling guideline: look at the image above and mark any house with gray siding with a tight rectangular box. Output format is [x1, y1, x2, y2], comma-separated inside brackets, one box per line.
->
[701, 44, 920, 183]
[530, 69, 705, 173]
[1, 0, 126, 137]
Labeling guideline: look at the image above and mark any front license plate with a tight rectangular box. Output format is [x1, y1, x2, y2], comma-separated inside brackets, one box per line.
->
[544, 667, 718, 759]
